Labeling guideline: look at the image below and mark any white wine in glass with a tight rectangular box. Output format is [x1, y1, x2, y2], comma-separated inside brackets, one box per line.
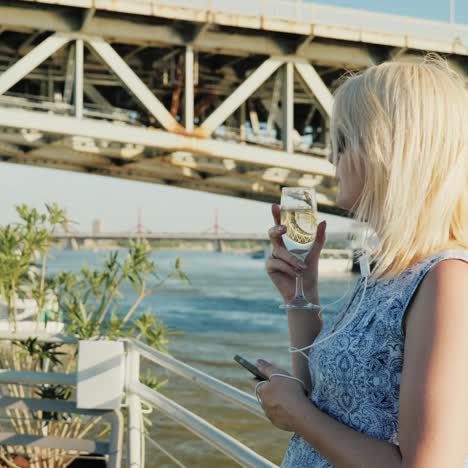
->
[279, 187, 320, 310]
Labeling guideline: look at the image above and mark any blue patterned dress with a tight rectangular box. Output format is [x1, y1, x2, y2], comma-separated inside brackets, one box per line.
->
[281, 249, 468, 467]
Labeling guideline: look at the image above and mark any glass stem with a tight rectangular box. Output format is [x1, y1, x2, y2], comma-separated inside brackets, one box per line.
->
[295, 273, 306, 300]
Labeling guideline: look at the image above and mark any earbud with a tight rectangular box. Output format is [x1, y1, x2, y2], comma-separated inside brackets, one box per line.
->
[359, 254, 370, 278]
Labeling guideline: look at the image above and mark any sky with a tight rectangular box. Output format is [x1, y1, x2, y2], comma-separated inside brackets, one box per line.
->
[0, 0, 466, 234]
[312, 0, 468, 24]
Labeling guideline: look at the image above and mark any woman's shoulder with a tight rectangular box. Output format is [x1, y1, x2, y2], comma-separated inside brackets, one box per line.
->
[401, 250, 468, 336]
[396, 249, 468, 336]
[398, 248, 468, 279]
[367, 249, 467, 289]
[417, 250, 468, 296]
[409, 249, 468, 279]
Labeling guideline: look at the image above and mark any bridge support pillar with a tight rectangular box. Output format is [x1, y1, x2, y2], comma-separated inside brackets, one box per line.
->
[184, 45, 194, 132]
[75, 39, 84, 119]
[282, 62, 294, 153]
[64, 237, 79, 251]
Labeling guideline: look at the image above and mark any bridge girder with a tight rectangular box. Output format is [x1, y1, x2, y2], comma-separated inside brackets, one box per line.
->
[0, 0, 466, 218]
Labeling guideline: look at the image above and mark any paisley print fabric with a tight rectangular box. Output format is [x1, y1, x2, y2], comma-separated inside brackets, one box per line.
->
[281, 249, 468, 467]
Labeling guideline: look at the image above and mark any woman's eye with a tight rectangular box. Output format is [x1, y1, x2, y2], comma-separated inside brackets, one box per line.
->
[337, 138, 345, 155]
[330, 133, 345, 165]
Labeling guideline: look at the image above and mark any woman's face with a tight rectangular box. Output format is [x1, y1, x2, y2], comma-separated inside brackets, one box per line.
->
[335, 151, 365, 212]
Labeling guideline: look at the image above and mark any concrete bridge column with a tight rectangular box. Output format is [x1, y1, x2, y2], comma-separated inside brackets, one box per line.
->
[64, 237, 79, 251]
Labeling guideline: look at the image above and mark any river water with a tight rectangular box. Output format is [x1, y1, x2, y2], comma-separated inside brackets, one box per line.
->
[48, 248, 360, 467]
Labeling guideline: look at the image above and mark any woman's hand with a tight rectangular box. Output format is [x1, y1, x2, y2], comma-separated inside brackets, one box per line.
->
[266, 204, 327, 303]
[250, 359, 309, 432]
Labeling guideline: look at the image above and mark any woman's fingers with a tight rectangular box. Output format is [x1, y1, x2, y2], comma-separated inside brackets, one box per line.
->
[268, 224, 286, 248]
[265, 257, 299, 278]
[305, 220, 327, 264]
[273, 247, 307, 270]
[269, 203, 313, 270]
[267, 246, 306, 270]
[271, 204, 281, 226]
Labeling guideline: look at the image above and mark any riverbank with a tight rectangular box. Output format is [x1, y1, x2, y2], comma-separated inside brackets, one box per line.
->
[51, 238, 349, 252]
[51, 241, 354, 272]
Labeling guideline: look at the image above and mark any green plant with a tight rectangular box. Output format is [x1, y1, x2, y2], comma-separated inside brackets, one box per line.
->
[0, 204, 189, 466]
[52, 239, 187, 348]
[12, 338, 67, 369]
[0, 204, 67, 331]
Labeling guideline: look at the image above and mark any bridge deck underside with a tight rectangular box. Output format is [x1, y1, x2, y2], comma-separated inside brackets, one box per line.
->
[0, 0, 466, 217]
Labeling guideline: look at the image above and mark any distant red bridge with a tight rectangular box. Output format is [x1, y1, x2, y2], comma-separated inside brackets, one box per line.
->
[52, 231, 353, 243]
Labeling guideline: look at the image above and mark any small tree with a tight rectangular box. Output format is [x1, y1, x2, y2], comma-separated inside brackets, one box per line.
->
[53, 238, 188, 348]
[0, 205, 189, 466]
[0, 204, 67, 331]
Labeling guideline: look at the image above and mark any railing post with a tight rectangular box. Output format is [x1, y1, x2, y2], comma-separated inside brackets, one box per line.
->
[239, 102, 246, 142]
[126, 343, 143, 468]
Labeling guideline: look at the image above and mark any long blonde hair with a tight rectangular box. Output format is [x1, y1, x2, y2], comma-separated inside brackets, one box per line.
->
[330, 54, 468, 280]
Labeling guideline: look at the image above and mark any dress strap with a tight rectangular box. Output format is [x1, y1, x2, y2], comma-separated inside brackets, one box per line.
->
[396, 249, 468, 337]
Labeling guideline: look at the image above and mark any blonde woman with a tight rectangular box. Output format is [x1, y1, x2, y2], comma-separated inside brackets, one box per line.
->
[254, 56, 468, 467]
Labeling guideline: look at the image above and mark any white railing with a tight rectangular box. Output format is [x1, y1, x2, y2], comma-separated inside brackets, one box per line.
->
[125, 338, 278, 467]
[0, 332, 279, 467]
[127, 339, 266, 418]
[0, 335, 123, 468]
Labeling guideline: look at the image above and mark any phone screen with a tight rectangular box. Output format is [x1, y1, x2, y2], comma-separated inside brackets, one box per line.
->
[233, 354, 268, 381]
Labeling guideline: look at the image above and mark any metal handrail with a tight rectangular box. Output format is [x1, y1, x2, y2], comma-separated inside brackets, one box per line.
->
[0, 369, 75, 386]
[0, 333, 279, 467]
[144, 436, 188, 468]
[0, 330, 78, 343]
[131, 381, 277, 467]
[0, 357, 123, 468]
[128, 339, 266, 419]
[126, 339, 280, 467]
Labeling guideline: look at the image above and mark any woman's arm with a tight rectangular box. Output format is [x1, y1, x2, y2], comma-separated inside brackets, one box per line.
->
[256, 258, 468, 468]
[287, 299, 322, 393]
[291, 258, 468, 468]
[293, 399, 402, 468]
[398, 258, 468, 467]
[265, 204, 327, 393]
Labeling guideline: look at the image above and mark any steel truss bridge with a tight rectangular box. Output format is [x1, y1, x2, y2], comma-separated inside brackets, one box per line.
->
[0, 0, 466, 216]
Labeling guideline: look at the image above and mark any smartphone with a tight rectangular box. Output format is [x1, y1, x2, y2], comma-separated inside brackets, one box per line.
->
[234, 354, 268, 381]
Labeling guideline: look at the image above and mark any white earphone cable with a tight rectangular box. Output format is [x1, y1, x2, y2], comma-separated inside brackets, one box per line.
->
[258, 252, 372, 408]
[255, 373, 310, 405]
[288, 253, 370, 366]
[298, 254, 356, 310]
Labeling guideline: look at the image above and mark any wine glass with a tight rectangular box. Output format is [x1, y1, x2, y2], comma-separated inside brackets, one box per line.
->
[279, 187, 320, 310]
